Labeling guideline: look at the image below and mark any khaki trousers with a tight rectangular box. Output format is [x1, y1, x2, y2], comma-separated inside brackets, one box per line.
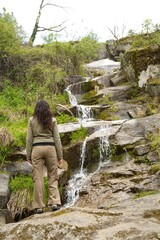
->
[31, 145, 61, 209]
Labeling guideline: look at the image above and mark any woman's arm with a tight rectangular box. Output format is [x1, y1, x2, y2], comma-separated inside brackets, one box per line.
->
[52, 118, 63, 160]
[26, 118, 34, 161]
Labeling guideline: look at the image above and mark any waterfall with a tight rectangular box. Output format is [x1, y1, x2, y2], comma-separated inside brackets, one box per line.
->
[64, 74, 111, 207]
[65, 84, 93, 121]
[98, 125, 110, 170]
[65, 126, 111, 206]
[65, 85, 77, 106]
[77, 105, 93, 121]
[65, 138, 87, 206]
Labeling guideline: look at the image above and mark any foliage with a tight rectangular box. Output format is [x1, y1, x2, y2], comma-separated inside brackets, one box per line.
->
[9, 175, 33, 193]
[56, 114, 77, 124]
[0, 143, 16, 165]
[98, 95, 113, 105]
[9, 175, 49, 203]
[0, 80, 26, 109]
[133, 190, 159, 199]
[0, 8, 25, 53]
[44, 33, 100, 75]
[149, 163, 160, 174]
[71, 126, 88, 144]
[75, 33, 100, 63]
[147, 130, 160, 156]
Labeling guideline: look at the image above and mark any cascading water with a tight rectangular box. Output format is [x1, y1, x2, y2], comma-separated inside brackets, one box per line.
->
[65, 138, 88, 207]
[65, 85, 93, 122]
[65, 73, 112, 206]
[65, 85, 77, 107]
[77, 105, 93, 121]
[65, 127, 111, 207]
[98, 125, 111, 170]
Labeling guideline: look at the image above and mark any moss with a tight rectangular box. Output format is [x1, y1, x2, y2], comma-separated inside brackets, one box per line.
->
[123, 45, 160, 81]
[81, 80, 102, 93]
[134, 156, 150, 165]
[149, 163, 160, 174]
[83, 90, 97, 99]
[147, 131, 160, 156]
[148, 78, 160, 85]
[133, 190, 159, 199]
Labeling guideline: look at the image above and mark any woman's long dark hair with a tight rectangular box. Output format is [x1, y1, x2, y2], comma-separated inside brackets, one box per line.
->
[34, 100, 53, 129]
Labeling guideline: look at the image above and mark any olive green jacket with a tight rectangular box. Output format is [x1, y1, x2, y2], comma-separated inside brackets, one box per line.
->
[26, 116, 63, 160]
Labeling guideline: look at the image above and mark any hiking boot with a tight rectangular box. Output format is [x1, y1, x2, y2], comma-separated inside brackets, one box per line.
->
[35, 208, 43, 214]
[51, 204, 61, 211]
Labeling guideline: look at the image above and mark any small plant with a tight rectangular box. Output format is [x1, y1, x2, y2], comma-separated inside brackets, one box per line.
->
[56, 114, 77, 124]
[98, 95, 113, 105]
[8, 175, 49, 219]
[147, 131, 160, 156]
[9, 175, 34, 193]
[133, 190, 159, 199]
[0, 143, 16, 165]
[71, 126, 88, 144]
[149, 163, 160, 174]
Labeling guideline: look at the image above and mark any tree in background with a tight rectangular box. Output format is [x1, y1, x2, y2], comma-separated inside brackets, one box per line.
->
[29, 0, 67, 45]
[0, 8, 25, 53]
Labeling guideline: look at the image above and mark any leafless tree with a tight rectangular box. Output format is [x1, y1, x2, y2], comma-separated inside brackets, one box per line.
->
[29, 0, 67, 44]
[107, 23, 127, 40]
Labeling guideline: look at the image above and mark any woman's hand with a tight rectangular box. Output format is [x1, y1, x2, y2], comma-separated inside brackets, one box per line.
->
[27, 159, 32, 165]
[58, 159, 63, 165]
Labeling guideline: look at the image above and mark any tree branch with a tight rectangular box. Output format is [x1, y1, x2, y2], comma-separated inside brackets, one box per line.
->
[37, 26, 66, 32]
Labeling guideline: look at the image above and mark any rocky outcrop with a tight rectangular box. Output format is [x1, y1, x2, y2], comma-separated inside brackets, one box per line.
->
[0, 162, 160, 239]
[0, 50, 160, 239]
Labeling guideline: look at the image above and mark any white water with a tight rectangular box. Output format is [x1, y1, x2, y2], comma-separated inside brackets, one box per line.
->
[65, 125, 111, 206]
[65, 84, 93, 122]
[98, 125, 111, 170]
[65, 59, 118, 206]
[77, 105, 93, 121]
[65, 85, 78, 106]
[65, 138, 88, 206]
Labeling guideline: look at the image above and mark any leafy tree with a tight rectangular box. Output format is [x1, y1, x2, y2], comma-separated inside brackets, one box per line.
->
[0, 8, 25, 53]
[141, 18, 154, 34]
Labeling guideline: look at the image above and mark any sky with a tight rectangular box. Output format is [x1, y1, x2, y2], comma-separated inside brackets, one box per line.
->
[0, 0, 160, 44]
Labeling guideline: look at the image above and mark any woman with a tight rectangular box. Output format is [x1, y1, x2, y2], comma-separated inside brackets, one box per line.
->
[26, 100, 63, 214]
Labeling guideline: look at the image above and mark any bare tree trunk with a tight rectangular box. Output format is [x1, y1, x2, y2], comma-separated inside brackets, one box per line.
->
[29, 0, 45, 45]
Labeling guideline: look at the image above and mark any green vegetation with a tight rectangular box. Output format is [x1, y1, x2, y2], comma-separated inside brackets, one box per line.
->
[148, 131, 160, 156]
[133, 190, 159, 199]
[9, 175, 49, 204]
[149, 163, 160, 174]
[71, 126, 88, 144]
[126, 19, 160, 49]
[56, 114, 77, 124]
[9, 175, 34, 193]
[0, 8, 25, 53]
[0, 9, 102, 162]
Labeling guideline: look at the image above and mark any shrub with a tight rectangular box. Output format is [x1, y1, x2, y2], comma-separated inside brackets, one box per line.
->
[56, 114, 77, 124]
[71, 126, 88, 144]
[0, 8, 25, 53]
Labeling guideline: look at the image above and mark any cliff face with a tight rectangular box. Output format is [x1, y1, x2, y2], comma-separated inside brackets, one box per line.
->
[106, 32, 160, 100]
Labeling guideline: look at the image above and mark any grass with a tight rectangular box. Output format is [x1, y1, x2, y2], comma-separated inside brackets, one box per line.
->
[71, 126, 88, 144]
[133, 190, 159, 199]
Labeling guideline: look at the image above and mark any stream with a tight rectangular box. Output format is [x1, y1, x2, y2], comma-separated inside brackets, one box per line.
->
[64, 59, 120, 206]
